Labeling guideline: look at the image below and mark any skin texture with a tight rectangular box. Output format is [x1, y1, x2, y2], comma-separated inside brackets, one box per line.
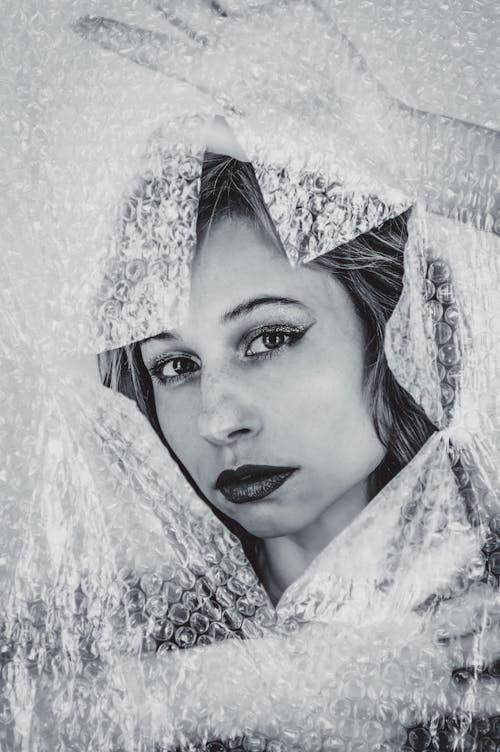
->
[140, 218, 386, 600]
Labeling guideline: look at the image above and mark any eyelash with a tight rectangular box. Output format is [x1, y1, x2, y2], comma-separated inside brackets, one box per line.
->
[148, 324, 309, 386]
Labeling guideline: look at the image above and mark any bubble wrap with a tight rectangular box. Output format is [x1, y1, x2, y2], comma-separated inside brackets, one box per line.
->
[1, 1, 500, 750]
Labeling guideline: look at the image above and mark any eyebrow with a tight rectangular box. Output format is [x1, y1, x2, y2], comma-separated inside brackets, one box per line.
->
[142, 296, 307, 343]
[142, 331, 178, 343]
[221, 295, 307, 323]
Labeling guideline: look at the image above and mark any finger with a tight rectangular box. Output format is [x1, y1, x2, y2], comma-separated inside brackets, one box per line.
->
[447, 679, 500, 717]
[71, 16, 209, 89]
[153, 1, 218, 46]
[311, 0, 372, 75]
[431, 582, 500, 640]
[152, 0, 271, 47]
[71, 16, 241, 114]
[205, 0, 273, 14]
[156, 11, 209, 47]
[206, 0, 229, 16]
[447, 623, 500, 677]
[417, 673, 500, 720]
[72, 16, 188, 71]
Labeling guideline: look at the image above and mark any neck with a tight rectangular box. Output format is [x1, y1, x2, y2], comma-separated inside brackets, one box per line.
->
[256, 479, 370, 606]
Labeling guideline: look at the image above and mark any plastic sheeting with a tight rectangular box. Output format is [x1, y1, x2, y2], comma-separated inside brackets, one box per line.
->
[2, 1, 500, 750]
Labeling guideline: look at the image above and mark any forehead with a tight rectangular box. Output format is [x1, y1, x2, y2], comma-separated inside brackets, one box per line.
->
[190, 218, 336, 314]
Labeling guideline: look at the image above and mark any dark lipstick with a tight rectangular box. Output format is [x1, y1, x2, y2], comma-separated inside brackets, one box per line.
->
[215, 464, 298, 504]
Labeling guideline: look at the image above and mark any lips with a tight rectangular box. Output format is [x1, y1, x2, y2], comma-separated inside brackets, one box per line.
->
[215, 464, 298, 504]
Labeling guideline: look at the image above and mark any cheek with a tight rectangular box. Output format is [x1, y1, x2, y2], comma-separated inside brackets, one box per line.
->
[153, 387, 200, 466]
[308, 372, 385, 483]
[274, 337, 384, 471]
[285, 328, 366, 421]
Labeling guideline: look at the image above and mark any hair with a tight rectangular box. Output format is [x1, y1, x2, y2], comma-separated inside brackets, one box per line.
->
[98, 152, 436, 560]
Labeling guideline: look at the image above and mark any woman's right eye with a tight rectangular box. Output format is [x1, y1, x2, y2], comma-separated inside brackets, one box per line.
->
[150, 355, 200, 385]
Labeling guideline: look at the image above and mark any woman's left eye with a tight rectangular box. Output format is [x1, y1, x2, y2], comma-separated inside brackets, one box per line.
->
[244, 327, 305, 357]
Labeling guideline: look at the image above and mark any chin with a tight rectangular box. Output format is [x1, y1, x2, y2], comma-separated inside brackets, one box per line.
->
[228, 498, 305, 539]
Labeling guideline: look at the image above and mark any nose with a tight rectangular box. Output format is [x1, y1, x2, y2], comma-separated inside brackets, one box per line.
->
[198, 375, 263, 447]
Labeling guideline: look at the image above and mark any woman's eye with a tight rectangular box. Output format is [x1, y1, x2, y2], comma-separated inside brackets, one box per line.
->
[245, 328, 304, 357]
[151, 355, 200, 384]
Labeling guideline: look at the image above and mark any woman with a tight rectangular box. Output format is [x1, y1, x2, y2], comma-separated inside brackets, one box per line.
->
[98, 148, 434, 604]
[2, 2, 500, 750]
[89, 120, 500, 750]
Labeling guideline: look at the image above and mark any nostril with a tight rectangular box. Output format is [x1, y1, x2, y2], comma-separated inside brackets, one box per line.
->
[198, 398, 263, 446]
[222, 426, 253, 443]
[200, 420, 257, 446]
[230, 427, 251, 436]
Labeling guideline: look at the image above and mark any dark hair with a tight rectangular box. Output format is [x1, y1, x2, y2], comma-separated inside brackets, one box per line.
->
[98, 152, 436, 559]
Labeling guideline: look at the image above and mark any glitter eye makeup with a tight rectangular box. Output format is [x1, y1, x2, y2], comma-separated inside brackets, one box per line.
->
[146, 320, 314, 386]
[141, 293, 317, 380]
[242, 323, 312, 359]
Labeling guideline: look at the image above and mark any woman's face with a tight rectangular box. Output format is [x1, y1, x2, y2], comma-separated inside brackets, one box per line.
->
[140, 218, 386, 540]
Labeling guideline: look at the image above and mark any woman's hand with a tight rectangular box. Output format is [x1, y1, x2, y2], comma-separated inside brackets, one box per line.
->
[72, 0, 500, 237]
[114, 580, 500, 750]
[7, 576, 498, 749]
[70, 1, 408, 188]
